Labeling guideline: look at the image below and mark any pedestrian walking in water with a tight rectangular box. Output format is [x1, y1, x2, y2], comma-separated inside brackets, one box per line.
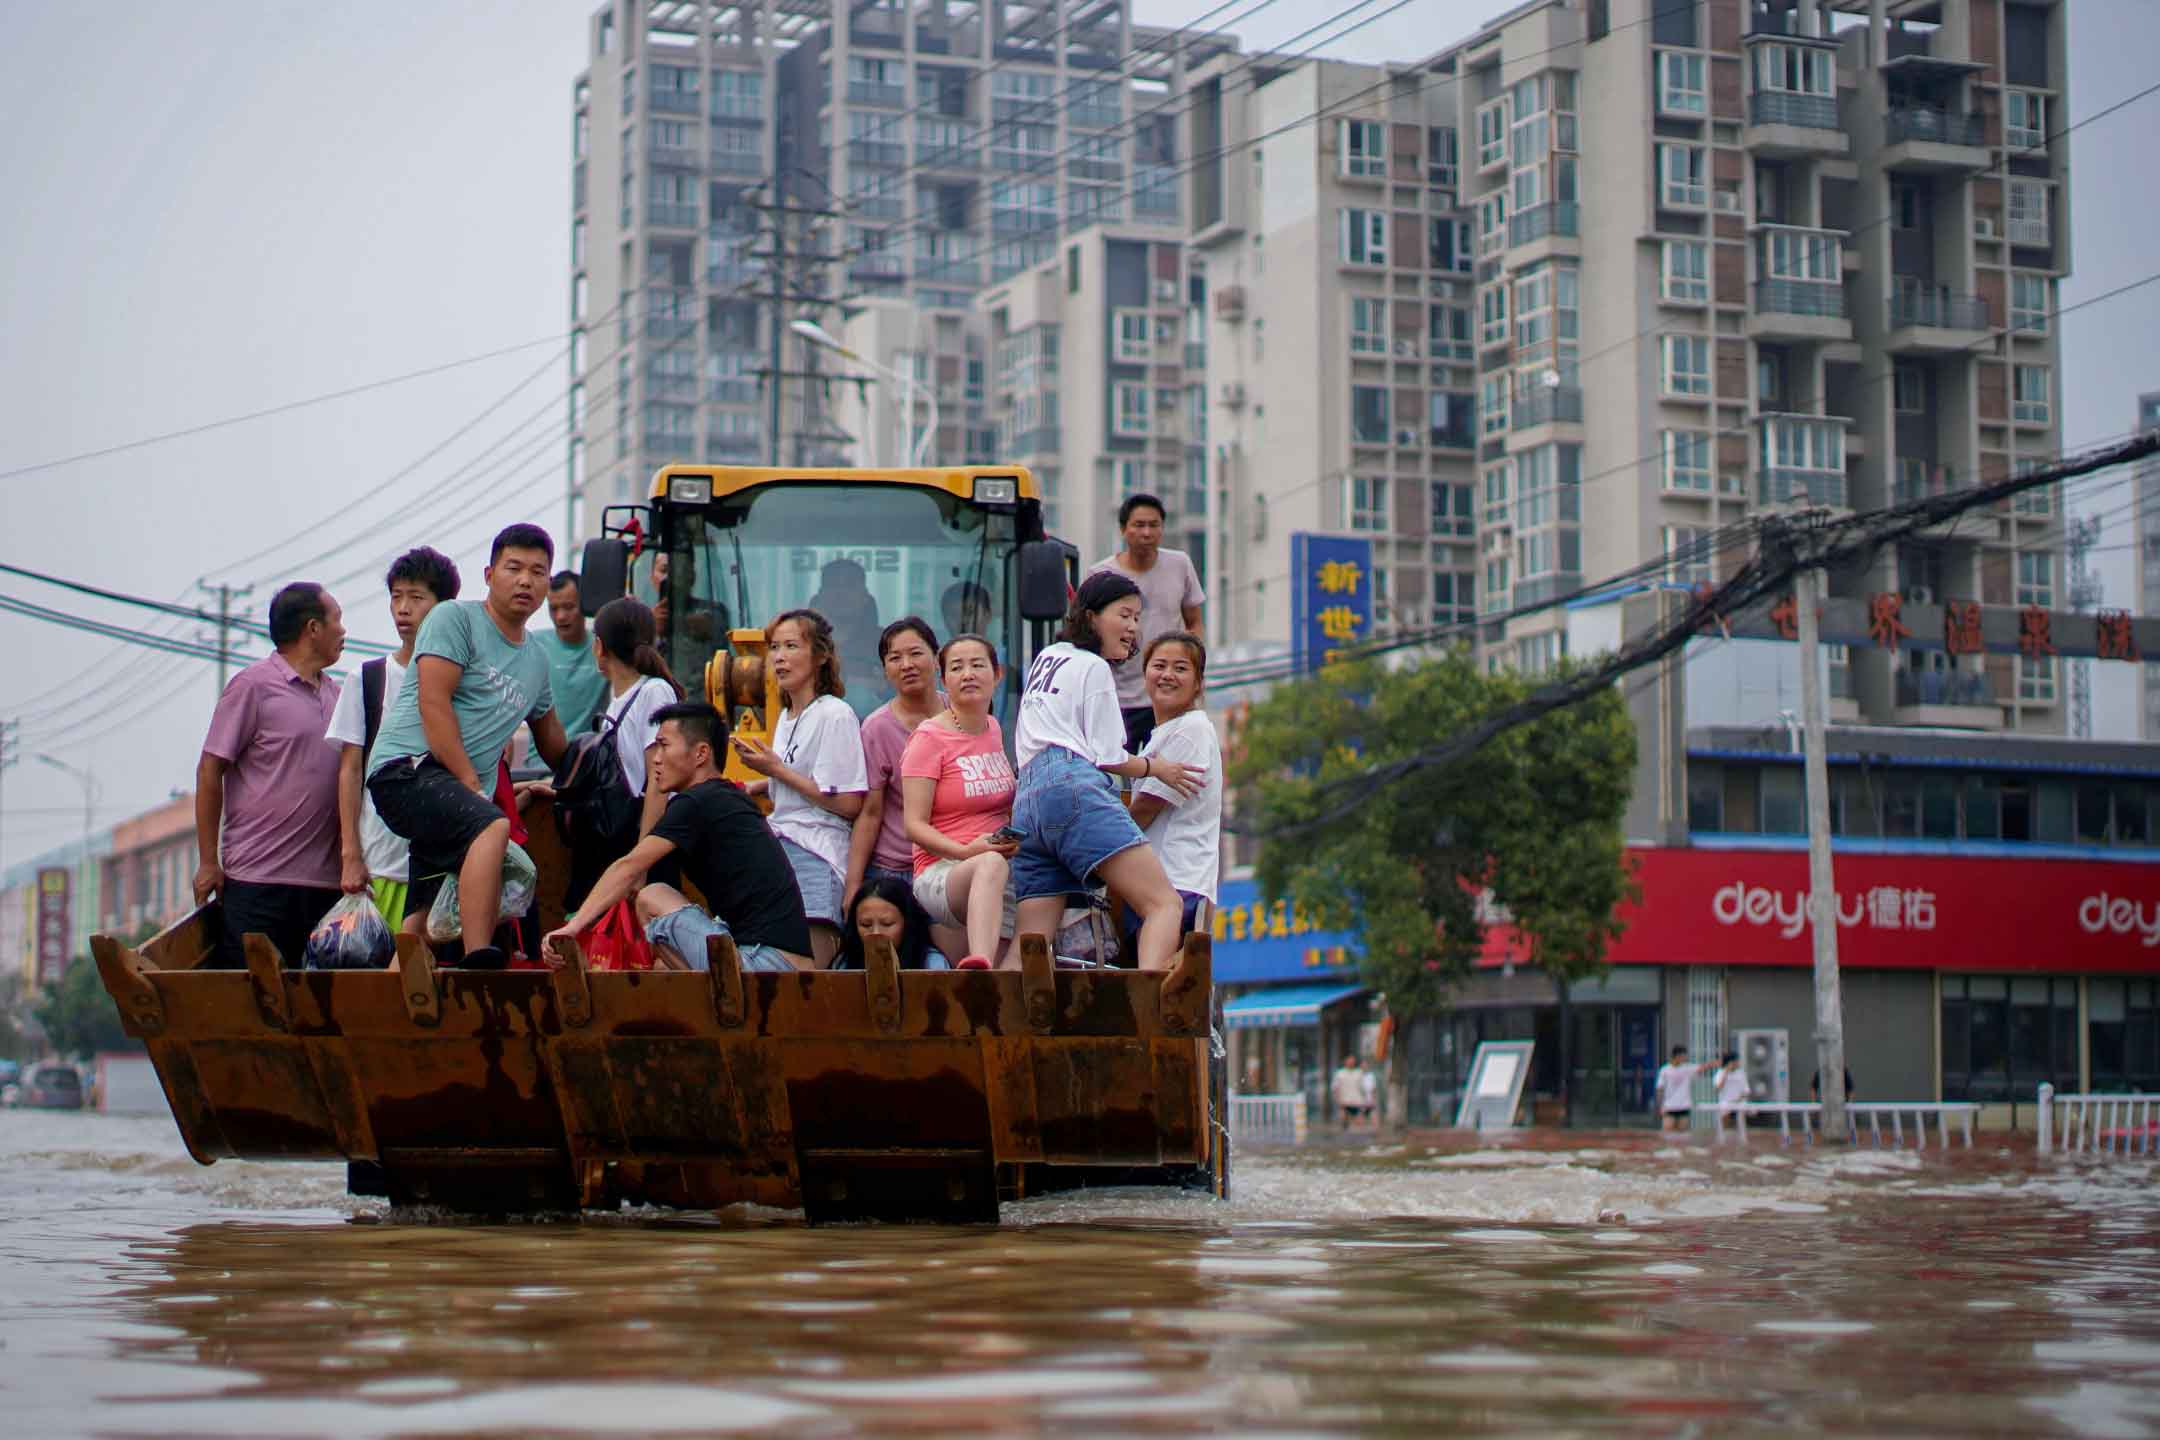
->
[1332, 1054, 1369, 1132]
[1655, 1046, 1714, 1133]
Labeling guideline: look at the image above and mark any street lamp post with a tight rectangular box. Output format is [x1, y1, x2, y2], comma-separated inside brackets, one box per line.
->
[35, 753, 100, 942]
[789, 317, 936, 468]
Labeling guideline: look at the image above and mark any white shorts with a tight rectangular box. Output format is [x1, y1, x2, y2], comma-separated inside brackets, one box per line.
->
[912, 857, 1018, 938]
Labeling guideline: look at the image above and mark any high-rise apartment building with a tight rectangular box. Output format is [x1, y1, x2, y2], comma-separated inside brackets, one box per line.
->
[1184, 0, 2070, 731]
[568, 0, 1231, 542]
[2138, 389, 2160, 738]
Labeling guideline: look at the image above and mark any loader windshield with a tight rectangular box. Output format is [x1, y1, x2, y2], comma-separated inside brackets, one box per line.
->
[659, 481, 1023, 723]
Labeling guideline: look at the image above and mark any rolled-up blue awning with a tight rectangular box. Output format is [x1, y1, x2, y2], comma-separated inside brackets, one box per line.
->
[1221, 982, 1368, 1030]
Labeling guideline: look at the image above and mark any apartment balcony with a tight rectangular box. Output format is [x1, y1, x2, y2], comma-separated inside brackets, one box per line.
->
[1894, 666, 2003, 729]
[707, 379, 757, 405]
[647, 374, 699, 402]
[991, 209, 1054, 238]
[1070, 103, 1122, 130]
[1882, 107, 1989, 171]
[2007, 215, 2053, 249]
[847, 81, 907, 108]
[644, 430, 695, 458]
[917, 258, 982, 286]
[848, 140, 906, 170]
[1510, 384, 1584, 431]
[1759, 467, 1846, 507]
[646, 203, 701, 231]
[707, 260, 763, 291]
[651, 90, 700, 115]
[710, 100, 764, 127]
[705, 434, 763, 463]
[1507, 201, 1579, 248]
[710, 147, 763, 176]
[645, 314, 698, 340]
[648, 143, 703, 171]
[989, 150, 1049, 174]
[915, 144, 979, 171]
[850, 254, 907, 285]
[1748, 279, 1851, 342]
[1887, 287, 1991, 353]
[1744, 91, 1849, 158]
[1067, 157, 1124, 184]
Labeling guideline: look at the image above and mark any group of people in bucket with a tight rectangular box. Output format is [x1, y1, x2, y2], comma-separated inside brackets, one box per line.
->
[191, 493, 1221, 976]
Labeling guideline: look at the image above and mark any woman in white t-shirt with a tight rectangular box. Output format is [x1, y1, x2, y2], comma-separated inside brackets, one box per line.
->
[561, 598, 683, 908]
[1011, 571, 1206, 971]
[1127, 632, 1222, 947]
[734, 608, 868, 967]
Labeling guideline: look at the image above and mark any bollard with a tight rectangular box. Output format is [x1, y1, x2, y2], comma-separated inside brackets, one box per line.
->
[2037, 1083, 2054, 1154]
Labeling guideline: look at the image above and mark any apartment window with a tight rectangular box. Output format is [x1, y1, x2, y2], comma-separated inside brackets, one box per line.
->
[1429, 304, 1471, 359]
[1757, 352, 1784, 406]
[1483, 459, 1511, 525]
[1892, 182, 1926, 231]
[1431, 570, 1474, 627]
[1346, 474, 1390, 531]
[1114, 382, 1151, 436]
[572, 272, 589, 321]
[1942, 975, 2079, 1102]
[2012, 458, 2057, 516]
[712, 69, 762, 118]
[2013, 364, 2052, 424]
[2018, 655, 2057, 703]
[1661, 334, 1710, 397]
[1661, 240, 1708, 302]
[2016, 551, 2054, 608]
[1753, 42, 1833, 97]
[1431, 481, 1474, 537]
[1476, 96, 1510, 170]
[1115, 309, 1151, 362]
[1510, 75, 1550, 167]
[1430, 216, 1472, 272]
[1341, 119, 1388, 178]
[2006, 89, 2047, 151]
[1758, 416, 1844, 474]
[1896, 456, 1933, 502]
[650, 118, 692, 150]
[1476, 192, 1509, 255]
[2007, 180, 2051, 246]
[1764, 228, 1840, 281]
[1430, 390, 1472, 447]
[1484, 555, 1511, 606]
[1661, 429, 1712, 492]
[1664, 525, 1710, 586]
[1428, 126, 1460, 187]
[1478, 285, 1508, 348]
[1512, 162, 1546, 214]
[1515, 630, 1563, 675]
[2010, 273, 2050, 335]
[1479, 375, 1510, 436]
[1894, 363, 1926, 414]
[1657, 51, 1706, 115]
[1349, 297, 1388, 354]
[1351, 385, 1390, 445]
[1659, 144, 1707, 208]
[1339, 207, 1388, 265]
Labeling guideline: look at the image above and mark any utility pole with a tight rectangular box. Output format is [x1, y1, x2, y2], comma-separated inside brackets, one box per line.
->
[0, 718, 17, 882]
[196, 580, 252, 697]
[1790, 543, 1849, 1143]
[2066, 514, 2104, 739]
[766, 171, 787, 467]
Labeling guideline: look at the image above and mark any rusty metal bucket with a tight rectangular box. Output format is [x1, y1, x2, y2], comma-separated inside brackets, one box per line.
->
[92, 907, 1223, 1224]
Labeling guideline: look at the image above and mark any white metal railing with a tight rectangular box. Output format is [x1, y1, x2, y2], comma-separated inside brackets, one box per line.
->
[1230, 1093, 1308, 1145]
[2036, 1084, 2160, 1155]
[1731, 1101, 1980, 1148]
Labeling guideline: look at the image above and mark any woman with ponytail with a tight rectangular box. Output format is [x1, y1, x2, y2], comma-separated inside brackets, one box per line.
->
[592, 596, 684, 838]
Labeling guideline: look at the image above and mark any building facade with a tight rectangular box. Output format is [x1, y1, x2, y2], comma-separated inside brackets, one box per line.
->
[2138, 390, 2160, 738]
[569, 0, 1232, 542]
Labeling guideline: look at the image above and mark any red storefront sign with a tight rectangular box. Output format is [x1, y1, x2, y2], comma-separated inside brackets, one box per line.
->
[35, 867, 70, 987]
[1477, 847, 2160, 974]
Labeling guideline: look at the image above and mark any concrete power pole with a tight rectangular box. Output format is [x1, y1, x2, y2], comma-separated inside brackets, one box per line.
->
[197, 580, 252, 698]
[1792, 552, 1850, 1143]
[2066, 514, 2104, 739]
[0, 718, 16, 881]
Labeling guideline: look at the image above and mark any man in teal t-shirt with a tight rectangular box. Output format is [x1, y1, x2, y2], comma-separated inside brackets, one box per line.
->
[365, 524, 571, 965]
[535, 571, 611, 737]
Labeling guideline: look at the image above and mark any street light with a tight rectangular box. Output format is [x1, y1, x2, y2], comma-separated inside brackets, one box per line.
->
[789, 317, 937, 468]
[35, 753, 99, 937]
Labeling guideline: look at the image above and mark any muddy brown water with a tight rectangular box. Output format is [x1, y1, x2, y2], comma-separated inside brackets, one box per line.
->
[4, 1110, 2159, 1436]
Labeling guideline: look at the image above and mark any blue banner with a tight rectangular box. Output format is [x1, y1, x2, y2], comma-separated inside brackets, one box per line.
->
[1290, 533, 1374, 673]
[1209, 877, 1360, 983]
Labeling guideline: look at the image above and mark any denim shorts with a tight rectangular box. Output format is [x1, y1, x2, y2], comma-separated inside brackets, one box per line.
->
[645, 903, 798, 973]
[1010, 747, 1146, 903]
[777, 835, 843, 926]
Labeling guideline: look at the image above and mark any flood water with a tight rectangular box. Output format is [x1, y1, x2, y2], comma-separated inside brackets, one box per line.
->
[5, 1111, 2160, 1436]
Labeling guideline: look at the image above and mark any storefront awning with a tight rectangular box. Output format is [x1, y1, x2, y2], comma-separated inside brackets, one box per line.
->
[1222, 982, 1368, 1030]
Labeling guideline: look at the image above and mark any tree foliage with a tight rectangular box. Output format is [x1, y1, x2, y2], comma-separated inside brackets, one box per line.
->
[35, 955, 141, 1061]
[1232, 653, 1637, 1015]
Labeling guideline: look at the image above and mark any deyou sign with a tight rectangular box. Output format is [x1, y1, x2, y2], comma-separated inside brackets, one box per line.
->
[1475, 847, 2160, 973]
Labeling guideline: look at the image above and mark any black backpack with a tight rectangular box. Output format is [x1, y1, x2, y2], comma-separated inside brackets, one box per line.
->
[552, 681, 664, 858]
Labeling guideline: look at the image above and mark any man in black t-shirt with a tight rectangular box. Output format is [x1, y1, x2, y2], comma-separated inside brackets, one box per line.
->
[543, 702, 811, 971]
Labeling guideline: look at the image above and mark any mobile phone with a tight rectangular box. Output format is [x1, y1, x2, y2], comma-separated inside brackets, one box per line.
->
[988, 825, 1024, 845]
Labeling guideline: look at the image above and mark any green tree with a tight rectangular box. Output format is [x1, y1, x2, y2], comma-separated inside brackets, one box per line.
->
[1232, 653, 1637, 1124]
[34, 954, 142, 1061]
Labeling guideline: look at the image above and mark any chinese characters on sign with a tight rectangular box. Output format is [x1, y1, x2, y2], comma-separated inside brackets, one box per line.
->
[1866, 592, 1913, 649]
[1768, 593, 1798, 641]
[2096, 610, 2140, 662]
[1710, 880, 1937, 940]
[1290, 533, 1374, 672]
[35, 868, 70, 989]
[1943, 600, 1984, 656]
[2018, 605, 2057, 661]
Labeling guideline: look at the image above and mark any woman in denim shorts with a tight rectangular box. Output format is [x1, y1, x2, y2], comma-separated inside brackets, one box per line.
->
[1010, 572, 1209, 970]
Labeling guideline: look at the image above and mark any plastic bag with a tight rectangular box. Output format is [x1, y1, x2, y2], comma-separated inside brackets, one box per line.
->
[582, 898, 655, 972]
[425, 840, 539, 944]
[303, 893, 395, 971]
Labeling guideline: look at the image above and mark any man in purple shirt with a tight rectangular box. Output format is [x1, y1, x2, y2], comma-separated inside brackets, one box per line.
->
[194, 581, 348, 966]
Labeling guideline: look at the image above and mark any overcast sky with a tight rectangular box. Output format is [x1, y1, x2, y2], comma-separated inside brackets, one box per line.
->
[1, 0, 2154, 865]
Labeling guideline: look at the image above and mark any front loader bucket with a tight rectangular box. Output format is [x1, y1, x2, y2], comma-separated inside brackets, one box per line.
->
[92, 910, 1221, 1224]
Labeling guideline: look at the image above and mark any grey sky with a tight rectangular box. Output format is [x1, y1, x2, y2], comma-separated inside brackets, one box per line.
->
[1, 0, 2154, 863]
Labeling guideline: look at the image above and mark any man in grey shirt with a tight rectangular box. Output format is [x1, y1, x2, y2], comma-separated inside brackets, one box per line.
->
[1086, 492, 1204, 750]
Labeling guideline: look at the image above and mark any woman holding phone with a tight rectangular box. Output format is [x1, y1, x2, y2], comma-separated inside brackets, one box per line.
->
[900, 634, 1018, 970]
[732, 609, 867, 967]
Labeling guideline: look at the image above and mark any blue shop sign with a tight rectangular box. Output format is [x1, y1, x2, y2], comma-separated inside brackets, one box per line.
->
[1290, 532, 1373, 673]
[1209, 876, 1360, 983]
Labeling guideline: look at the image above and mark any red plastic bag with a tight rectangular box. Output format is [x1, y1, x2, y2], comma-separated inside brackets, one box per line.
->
[583, 898, 655, 972]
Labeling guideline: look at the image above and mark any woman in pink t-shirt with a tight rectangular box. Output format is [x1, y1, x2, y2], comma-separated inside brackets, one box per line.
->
[900, 635, 1018, 969]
